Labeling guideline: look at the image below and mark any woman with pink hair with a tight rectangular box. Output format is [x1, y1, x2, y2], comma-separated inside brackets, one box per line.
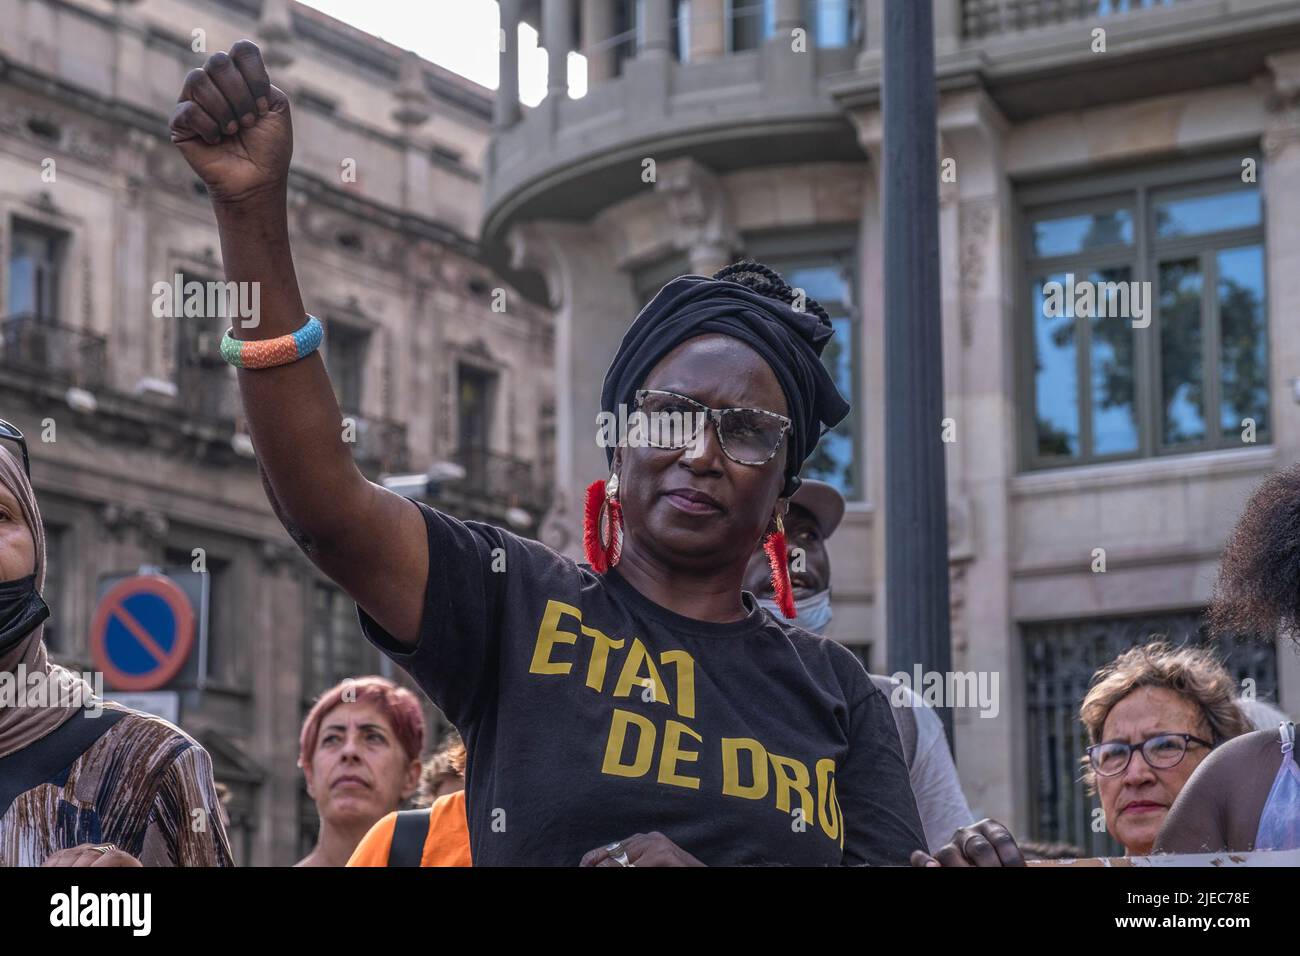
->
[295, 676, 424, 866]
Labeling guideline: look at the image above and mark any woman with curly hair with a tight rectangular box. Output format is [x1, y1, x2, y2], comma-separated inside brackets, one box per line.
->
[1077, 642, 1252, 856]
[1156, 464, 1300, 853]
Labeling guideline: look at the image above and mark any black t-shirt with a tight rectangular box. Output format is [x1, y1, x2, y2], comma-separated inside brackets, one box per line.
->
[358, 500, 925, 866]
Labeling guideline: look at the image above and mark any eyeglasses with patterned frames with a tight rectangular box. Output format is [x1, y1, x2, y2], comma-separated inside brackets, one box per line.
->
[0, 419, 30, 479]
[633, 388, 792, 466]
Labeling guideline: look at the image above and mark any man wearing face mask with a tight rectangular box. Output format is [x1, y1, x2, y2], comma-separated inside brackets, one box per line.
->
[743, 479, 975, 853]
[0, 422, 233, 866]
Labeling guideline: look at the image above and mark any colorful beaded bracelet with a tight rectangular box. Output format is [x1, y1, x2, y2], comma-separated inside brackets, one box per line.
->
[220, 315, 324, 369]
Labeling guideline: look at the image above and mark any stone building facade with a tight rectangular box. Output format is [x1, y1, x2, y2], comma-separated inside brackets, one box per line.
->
[1, 0, 553, 865]
[487, 0, 1300, 854]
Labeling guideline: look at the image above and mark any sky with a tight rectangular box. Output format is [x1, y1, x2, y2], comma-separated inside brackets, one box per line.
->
[298, 0, 587, 105]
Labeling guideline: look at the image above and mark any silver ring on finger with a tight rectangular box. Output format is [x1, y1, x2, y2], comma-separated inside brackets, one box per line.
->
[606, 842, 632, 867]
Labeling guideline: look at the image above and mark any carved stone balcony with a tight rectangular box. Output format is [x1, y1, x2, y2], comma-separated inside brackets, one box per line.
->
[483, 1, 863, 252]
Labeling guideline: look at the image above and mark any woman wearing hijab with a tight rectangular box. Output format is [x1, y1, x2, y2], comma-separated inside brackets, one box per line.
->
[170, 41, 924, 866]
[0, 426, 233, 866]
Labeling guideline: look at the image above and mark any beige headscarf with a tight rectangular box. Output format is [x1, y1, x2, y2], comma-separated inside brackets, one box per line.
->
[0, 445, 100, 758]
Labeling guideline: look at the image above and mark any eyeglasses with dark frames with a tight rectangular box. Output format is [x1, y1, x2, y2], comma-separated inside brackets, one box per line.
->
[0, 419, 30, 479]
[633, 389, 792, 467]
[1086, 732, 1214, 777]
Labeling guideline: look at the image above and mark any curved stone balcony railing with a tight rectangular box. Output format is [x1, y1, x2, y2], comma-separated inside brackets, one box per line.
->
[483, 0, 1300, 250]
[482, 39, 861, 248]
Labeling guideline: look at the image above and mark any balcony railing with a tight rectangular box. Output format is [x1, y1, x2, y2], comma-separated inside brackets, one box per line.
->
[0, 314, 106, 387]
[177, 369, 243, 426]
[449, 446, 546, 512]
[961, 0, 1182, 38]
[345, 413, 409, 472]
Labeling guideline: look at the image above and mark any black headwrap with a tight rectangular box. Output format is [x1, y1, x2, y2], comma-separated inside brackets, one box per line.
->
[600, 274, 850, 498]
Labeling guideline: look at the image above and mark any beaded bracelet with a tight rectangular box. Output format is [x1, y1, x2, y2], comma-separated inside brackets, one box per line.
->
[220, 315, 324, 369]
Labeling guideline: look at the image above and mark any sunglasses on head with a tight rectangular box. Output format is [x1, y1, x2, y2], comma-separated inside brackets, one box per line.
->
[0, 419, 31, 479]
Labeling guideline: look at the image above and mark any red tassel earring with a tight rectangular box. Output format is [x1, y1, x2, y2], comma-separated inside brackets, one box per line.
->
[583, 472, 623, 572]
[763, 511, 796, 619]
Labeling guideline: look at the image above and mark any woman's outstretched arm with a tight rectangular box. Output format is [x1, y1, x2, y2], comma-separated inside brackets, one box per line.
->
[170, 41, 427, 645]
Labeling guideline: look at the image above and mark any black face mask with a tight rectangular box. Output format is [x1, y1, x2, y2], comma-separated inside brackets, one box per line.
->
[0, 573, 50, 654]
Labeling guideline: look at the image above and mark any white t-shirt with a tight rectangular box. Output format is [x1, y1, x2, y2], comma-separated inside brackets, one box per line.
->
[880, 680, 976, 853]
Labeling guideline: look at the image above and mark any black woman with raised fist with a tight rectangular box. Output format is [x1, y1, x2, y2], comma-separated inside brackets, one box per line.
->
[172, 42, 924, 867]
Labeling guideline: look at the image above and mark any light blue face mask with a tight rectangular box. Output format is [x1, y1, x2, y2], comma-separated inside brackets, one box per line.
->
[757, 588, 833, 635]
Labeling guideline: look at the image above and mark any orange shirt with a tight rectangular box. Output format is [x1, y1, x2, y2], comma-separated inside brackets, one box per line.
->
[347, 790, 471, 867]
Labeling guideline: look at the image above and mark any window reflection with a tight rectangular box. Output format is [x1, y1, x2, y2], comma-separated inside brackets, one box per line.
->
[1034, 273, 1079, 457]
[1033, 209, 1133, 258]
[1089, 267, 1139, 455]
[762, 255, 858, 499]
[1023, 171, 1268, 468]
[1154, 189, 1261, 240]
[809, 0, 856, 48]
[729, 0, 774, 50]
[728, 0, 857, 51]
[1158, 258, 1205, 445]
[1217, 245, 1268, 438]
[1098, 0, 1176, 13]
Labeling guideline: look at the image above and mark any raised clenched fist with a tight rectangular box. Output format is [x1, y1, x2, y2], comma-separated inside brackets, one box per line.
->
[170, 40, 293, 207]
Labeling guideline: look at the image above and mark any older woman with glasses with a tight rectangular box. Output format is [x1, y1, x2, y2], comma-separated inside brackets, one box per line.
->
[912, 641, 1252, 865]
[170, 41, 925, 866]
[1077, 642, 1251, 856]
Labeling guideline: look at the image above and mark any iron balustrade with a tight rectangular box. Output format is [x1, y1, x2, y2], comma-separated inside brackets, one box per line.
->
[962, 0, 1184, 38]
[176, 369, 243, 425]
[0, 314, 107, 388]
[450, 446, 546, 512]
[344, 413, 409, 473]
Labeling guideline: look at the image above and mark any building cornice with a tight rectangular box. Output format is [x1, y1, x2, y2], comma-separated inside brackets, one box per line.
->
[0, 57, 488, 261]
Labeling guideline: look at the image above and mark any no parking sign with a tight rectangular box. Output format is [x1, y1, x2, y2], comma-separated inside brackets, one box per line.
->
[90, 574, 197, 692]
